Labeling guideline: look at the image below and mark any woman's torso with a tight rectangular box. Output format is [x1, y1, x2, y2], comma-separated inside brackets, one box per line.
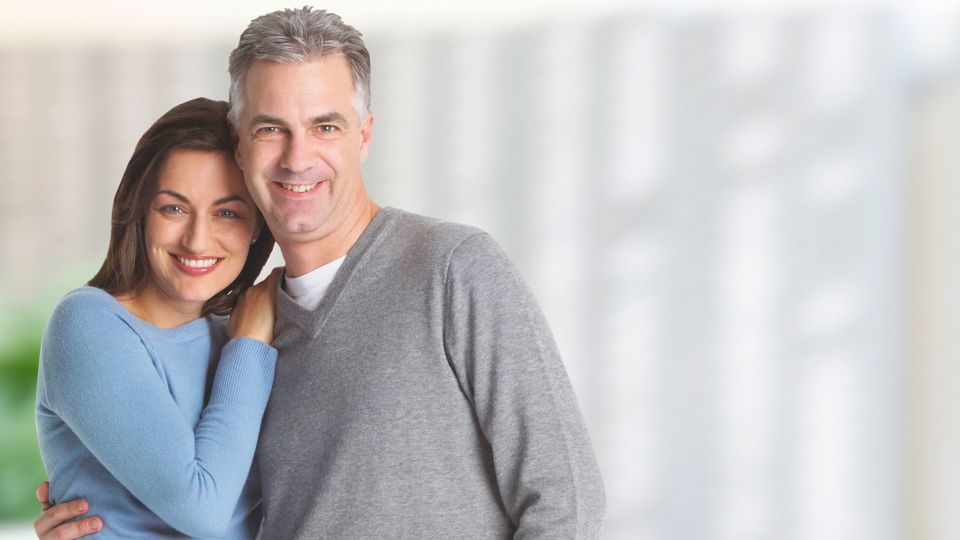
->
[35, 286, 262, 539]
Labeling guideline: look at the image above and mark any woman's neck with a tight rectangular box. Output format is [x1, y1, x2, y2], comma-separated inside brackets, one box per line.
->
[115, 287, 203, 329]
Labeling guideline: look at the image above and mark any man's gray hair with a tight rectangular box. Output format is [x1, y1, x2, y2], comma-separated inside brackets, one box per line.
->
[227, 6, 371, 126]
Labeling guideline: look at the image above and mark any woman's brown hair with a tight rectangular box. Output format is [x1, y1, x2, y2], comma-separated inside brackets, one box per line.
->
[88, 97, 274, 316]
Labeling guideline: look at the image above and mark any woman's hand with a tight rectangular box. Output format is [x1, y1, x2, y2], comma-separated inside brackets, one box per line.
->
[227, 267, 283, 344]
[33, 481, 102, 539]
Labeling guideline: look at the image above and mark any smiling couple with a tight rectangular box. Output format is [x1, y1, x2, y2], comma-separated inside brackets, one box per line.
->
[33, 7, 605, 539]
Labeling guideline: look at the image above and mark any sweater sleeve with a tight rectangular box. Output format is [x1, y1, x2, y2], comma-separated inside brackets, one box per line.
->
[39, 296, 277, 538]
[442, 233, 606, 539]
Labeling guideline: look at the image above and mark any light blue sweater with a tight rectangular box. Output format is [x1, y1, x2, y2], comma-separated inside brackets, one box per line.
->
[36, 287, 277, 539]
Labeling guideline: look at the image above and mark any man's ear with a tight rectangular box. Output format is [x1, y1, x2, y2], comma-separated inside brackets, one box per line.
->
[234, 145, 245, 171]
[359, 112, 373, 163]
[231, 125, 245, 171]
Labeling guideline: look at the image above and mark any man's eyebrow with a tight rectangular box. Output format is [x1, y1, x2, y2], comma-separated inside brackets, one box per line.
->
[250, 114, 287, 126]
[311, 112, 348, 125]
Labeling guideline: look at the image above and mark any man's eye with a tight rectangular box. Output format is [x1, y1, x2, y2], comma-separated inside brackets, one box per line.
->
[319, 125, 339, 134]
[256, 126, 282, 135]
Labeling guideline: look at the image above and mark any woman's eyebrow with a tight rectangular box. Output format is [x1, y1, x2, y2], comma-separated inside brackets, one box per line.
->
[156, 191, 248, 206]
[156, 189, 189, 203]
[214, 195, 248, 206]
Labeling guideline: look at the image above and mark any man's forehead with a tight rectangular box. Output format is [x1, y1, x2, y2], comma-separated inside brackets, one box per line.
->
[246, 55, 351, 81]
[238, 55, 359, 121]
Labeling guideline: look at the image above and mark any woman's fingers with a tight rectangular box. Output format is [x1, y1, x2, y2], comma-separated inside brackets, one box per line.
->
[229, 266, 283, 343]
[35, 481, 51, 511]
[34, 498, 102, 539]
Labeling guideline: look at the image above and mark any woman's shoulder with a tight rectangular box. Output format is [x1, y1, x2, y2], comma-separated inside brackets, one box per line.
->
[40, 287, 144, 377]
[51, 286, 127, 323]
[44, 287, 156, 349]
[60, 285, 121, 305]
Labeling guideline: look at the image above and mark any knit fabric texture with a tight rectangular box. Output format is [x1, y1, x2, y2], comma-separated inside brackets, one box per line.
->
[36, 287, 277, 538]
[257, 207, 605, 539]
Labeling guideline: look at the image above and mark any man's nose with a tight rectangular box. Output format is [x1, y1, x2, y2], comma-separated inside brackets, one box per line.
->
[280, 133, 315, 173]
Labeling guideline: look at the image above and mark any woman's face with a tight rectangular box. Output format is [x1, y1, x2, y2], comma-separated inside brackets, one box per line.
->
[142, 149, 259, 316]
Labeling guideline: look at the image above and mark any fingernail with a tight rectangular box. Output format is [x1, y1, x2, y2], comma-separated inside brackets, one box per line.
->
[87, 517, 102, 531]
[74, 500, 88, 513]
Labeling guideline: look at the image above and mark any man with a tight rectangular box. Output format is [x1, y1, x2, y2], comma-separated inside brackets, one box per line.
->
[35, 7, 605, 538]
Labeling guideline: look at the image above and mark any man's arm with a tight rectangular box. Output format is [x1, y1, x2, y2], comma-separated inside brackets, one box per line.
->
[443, 233, 606, 538]
[33, 482, 102, 539]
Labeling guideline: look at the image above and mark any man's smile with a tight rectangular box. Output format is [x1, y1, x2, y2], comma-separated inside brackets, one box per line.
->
[277, 181, 321, 193]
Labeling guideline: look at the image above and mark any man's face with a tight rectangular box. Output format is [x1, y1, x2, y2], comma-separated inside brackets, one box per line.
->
[234, 56, 372, 247]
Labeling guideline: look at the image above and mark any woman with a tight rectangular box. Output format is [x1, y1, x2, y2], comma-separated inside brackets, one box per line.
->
[34, 97, 280, 538]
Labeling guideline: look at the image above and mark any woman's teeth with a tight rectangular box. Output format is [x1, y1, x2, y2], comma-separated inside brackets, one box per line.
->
[279, 182, 319, 193]
[176, 256, 219, 268]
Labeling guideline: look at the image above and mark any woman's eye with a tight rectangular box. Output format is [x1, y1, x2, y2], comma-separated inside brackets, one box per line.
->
[217, 209, 241, 218]
[159, 205, 185, 215]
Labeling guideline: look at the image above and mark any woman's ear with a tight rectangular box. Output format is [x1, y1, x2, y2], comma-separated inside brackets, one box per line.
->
[251, 218, 264, 244]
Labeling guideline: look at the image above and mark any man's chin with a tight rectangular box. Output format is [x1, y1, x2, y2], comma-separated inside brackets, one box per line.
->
[272, 220, 326, 243]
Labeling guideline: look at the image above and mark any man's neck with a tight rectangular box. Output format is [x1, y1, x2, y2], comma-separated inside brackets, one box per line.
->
[280, 200, 380, 278]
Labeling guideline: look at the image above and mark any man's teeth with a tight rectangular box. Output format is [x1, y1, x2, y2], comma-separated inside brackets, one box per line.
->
[279, 182, 319, 193]
[176, 257, 219, 268]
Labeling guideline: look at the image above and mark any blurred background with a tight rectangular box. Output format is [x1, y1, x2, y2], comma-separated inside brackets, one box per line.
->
[1, 0, 959, 538]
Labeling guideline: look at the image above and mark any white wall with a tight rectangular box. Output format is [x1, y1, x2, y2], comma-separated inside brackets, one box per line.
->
[1, 3, 958, 538]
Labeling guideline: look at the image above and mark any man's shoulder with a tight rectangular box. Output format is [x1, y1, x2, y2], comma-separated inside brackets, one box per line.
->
[377, 208, 521, 282]
[384, 207, 488, 249]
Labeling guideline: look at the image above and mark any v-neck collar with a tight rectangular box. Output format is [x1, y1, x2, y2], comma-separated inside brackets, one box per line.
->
[276, 206, 398, 339]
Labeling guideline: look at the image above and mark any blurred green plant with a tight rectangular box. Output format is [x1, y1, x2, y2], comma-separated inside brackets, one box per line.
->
[0, 315, 47, 522]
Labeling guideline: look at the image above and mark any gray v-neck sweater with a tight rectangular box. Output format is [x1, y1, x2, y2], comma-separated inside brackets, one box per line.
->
[257, 207, 605, 539]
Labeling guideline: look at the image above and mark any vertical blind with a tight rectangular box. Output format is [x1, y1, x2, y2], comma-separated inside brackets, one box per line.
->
[0, 10, 925, 539]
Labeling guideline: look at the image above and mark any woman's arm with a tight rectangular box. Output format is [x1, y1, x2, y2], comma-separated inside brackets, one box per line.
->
[38, 270, 281, 537]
